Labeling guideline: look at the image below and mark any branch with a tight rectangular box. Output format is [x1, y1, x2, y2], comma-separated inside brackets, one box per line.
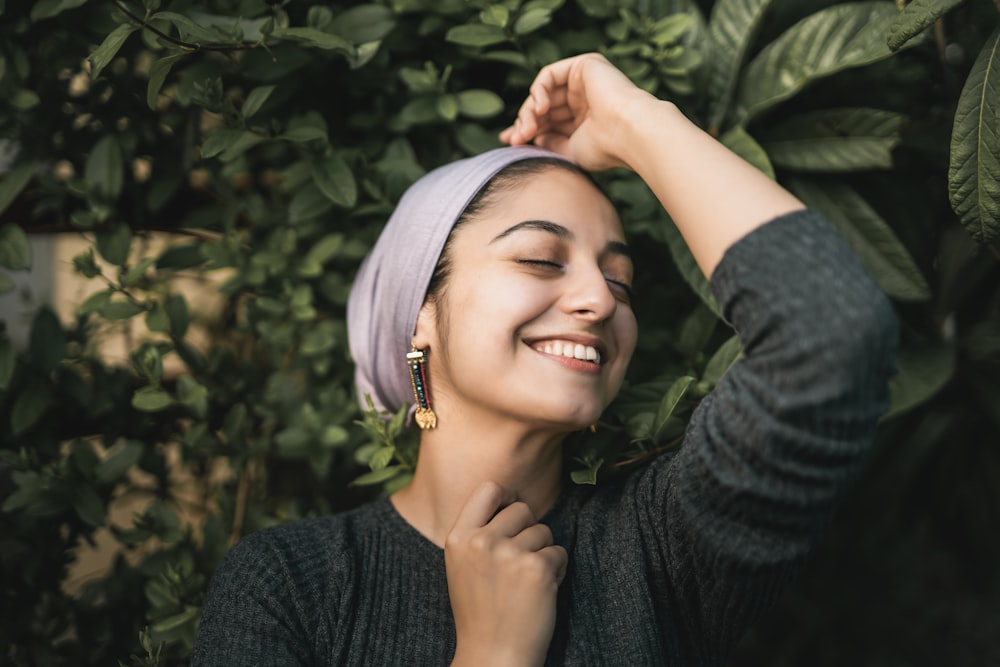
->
[611, 435, 684, 469]
[115, 1, 262, 52]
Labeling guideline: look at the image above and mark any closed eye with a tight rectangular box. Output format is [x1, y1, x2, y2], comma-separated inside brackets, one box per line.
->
[605, 278, 634, 302]
[517, 259, 562, 269]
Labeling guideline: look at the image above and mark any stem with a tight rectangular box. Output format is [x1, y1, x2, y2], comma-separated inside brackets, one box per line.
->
[933, 18, 947, 65]
[26, 221, 223, 242]
[229, 458, 251, 545]
[611, 435, 685, 469]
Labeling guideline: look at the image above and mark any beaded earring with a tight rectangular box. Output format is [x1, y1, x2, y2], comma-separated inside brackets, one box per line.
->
[406, 346, 437, 429]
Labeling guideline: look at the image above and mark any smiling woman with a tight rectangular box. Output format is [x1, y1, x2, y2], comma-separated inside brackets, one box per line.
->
[413, 164, 636, 439]
[192, 54, 899, 666]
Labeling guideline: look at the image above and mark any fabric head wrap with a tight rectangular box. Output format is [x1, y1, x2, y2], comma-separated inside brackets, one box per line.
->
[347, 145, 568, 417]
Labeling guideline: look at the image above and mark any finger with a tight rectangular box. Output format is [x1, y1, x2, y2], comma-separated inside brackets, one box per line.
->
[510, 522, 554, 552]
[538, 544, 569, 585]
[501, 118, 536, 146]
[451, 481, 516, 531]
[529, 57, 576, 112]
[486, 500, 537, 538]
[544, 106, 576, 124]
[532, 131, 570, 156]
[516, 98, 540, 139]
[541, 86, 569, 114]
[527, 70, 555, 115]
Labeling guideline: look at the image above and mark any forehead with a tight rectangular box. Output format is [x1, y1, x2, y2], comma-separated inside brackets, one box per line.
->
[458, 167, 623, 242]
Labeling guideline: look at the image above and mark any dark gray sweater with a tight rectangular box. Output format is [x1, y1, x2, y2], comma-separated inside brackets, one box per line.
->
[192, 211, 899, 666]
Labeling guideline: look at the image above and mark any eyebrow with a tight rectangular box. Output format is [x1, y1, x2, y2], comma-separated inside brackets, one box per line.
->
[490, 219, 632, 258]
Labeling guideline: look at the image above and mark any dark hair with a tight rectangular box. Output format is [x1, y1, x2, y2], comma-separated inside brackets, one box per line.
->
[424, 157, 603, 304]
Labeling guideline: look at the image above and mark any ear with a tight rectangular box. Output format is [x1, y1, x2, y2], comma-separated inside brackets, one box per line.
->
[412, 299, 438, 350]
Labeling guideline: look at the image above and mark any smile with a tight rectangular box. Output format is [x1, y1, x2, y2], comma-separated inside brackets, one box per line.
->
[531, 340, 602, 364]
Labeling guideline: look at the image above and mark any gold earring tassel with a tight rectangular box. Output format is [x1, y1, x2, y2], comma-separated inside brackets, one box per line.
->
[407, 347, 437, 429]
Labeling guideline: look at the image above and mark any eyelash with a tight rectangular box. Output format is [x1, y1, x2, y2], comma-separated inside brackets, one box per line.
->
[517, 260, 634, 299]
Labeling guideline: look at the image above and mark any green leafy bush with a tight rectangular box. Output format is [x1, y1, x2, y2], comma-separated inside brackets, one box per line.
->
[1, 0, 998, 664]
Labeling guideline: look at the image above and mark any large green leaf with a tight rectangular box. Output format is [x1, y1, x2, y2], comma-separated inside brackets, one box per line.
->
[153, 11, 237, 44]
[85, 135, 124, 200]
[95, 440, 144, 485]
[652, 375, 695, 441]
[270, 26, 352, 52]
[886, 0, 966, 52]
[331, 4, 396, 45]
[446, 23, 509, 47]
[88, 23, 136, 80]
[883, 341, 956, 420]
[11, 379, 51, 435]
[29, 308, 65, 374]
[72, 485, 107, 527]
[701, 334, 743, 388]
[949, 27, 1000, 244]
[786, 176, 931, 301]
[146, 53, 184, 110]
[309, 154, 357, 208]
[759, 108, 906, 172]
[0, 336, 15, 391]
[706, 0, 776, 133]
[289, 183, 334, 223]
[186, 11, 271, 42]
[29, 0, 86, 21]
[659, 216, 721, 316]
[638, 0, 707, 50]
[0, 160, 37, 218]
[241, 84, 275, 119]
[132, 386, 174, 412]
[95, 223, 132, 267]
[0, 223, 32, 271]
[736, 2, 909, 123]
[457, 90, 504, 118]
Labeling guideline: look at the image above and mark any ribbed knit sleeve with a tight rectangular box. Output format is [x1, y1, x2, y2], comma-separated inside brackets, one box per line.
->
[191, 524, 326, 666]
[645, 210, 898, 661]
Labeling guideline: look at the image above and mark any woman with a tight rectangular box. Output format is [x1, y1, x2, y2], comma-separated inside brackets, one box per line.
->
[193, 53, 897, 665]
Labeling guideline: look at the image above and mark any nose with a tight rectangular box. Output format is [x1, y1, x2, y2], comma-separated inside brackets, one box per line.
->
[561, 264, 618, 322]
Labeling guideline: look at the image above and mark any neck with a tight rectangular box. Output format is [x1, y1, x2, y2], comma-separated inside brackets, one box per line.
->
[391, 412, 567, 547]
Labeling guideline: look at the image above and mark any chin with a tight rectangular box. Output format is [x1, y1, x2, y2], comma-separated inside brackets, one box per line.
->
[529, 401, 606, 432]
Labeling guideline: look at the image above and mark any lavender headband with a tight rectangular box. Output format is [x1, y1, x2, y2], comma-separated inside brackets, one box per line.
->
[347, 145, 568, 417]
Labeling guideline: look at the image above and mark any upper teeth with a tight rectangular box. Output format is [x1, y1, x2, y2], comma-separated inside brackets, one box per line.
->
[534, 340, 601, 364]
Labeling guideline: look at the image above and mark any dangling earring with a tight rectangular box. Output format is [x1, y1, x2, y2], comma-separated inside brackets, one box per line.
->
[407, 346, 437, 429]
[589, 423, 597, 433]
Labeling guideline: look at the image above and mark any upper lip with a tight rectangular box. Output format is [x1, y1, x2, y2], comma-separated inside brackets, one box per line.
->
[523, 333, 609, 362]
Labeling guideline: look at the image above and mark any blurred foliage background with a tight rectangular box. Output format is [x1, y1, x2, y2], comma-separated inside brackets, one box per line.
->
[0, 0, 998, 664]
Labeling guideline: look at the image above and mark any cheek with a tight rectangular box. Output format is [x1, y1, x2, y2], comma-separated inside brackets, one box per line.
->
[458, 271, 554, 322]
[618, 306, 638, 343]
[614, 311, 639, 366]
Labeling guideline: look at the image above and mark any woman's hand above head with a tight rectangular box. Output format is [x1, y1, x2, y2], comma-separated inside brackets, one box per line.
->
[446, 481, 568, 667]
[503, 52, 804, 278]
[499, 53, 657, 172]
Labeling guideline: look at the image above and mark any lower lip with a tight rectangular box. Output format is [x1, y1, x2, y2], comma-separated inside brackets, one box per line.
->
[531, 348, 603, 375]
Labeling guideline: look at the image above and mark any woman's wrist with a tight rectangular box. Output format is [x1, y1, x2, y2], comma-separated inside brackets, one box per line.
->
[451, 644, 543, 667]
[612, 94, 684, 174]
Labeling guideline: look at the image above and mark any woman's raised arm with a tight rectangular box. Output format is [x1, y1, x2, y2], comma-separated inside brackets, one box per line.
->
[500, 52, 804, 278]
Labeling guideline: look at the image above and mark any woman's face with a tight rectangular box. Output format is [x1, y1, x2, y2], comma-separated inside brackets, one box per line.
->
[415, 166, 637, 432]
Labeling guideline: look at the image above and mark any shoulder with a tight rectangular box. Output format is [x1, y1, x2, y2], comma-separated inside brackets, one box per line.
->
[211, 501, 390, 601]
[194, 501, 395, 664]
